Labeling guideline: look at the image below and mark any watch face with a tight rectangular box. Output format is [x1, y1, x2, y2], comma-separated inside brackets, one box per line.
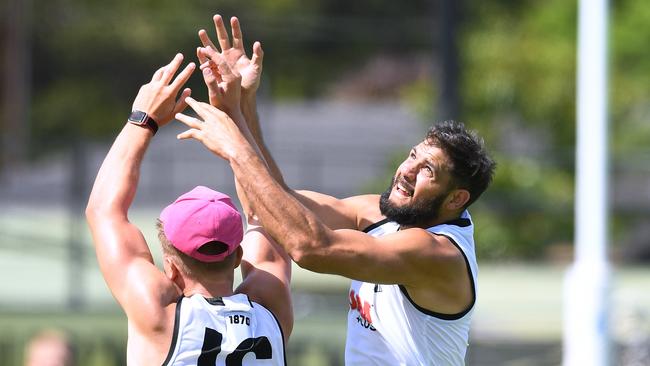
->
[128, 110, 148, 125]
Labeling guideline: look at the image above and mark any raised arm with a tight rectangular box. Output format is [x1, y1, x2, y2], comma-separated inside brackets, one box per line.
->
[235, 222, 293, 340]
[85, 54, 194, 327]
[175, 101, 473, 314]
[196, 15, 363, 230]
[194, 21, 293, 338]
[197, 14, 285, 186]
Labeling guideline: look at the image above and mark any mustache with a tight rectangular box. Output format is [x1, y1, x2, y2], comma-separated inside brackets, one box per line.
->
[393, 176, 414, 192]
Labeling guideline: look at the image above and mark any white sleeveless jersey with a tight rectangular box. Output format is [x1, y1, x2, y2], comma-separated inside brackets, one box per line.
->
[162, 293, 286, 366]
[345, 211, 478, 366]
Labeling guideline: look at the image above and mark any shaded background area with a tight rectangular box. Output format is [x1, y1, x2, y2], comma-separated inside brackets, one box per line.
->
[1, 0, 650, 364]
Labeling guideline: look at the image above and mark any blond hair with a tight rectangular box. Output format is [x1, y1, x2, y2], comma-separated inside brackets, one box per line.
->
[156, 219, 238, 278]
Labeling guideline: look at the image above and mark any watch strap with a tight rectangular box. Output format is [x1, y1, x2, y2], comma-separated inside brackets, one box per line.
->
[128, 110, 159, 135]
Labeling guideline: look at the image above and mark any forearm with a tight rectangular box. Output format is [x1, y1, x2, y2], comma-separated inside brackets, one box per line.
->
[231, 109, 271, 216]
[240, 97, 357, 229]
[241, 95, 287, 189]
[87, 124, 151, 217]
[240, 225, 291, 286]
[176, 97, 328, 261]
[228, 142, 330, 263]
[86, 127, 164, 319]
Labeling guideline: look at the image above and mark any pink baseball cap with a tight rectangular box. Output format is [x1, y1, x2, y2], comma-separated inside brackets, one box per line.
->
[160, 186, 243, 262]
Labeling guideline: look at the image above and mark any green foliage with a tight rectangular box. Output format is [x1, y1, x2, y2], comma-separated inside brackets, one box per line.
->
[26, 0, 435, 153]
[399, 78, 438, 120]
[433, 0, 588, 259]
[16, 0, 650, 259]
[411, 0, 577, 259]
[452, 0, 649, 259]
[31, 78, 124, 147]
[611, 0, 650, 153]
[472, 154, 574, 260]
[461, 0, 577, 146]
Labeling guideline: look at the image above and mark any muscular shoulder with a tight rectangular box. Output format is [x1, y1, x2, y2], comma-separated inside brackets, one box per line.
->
[410, 229, 468, 272]
[127, 271, 181, 333]
[398, 229, 473, 313]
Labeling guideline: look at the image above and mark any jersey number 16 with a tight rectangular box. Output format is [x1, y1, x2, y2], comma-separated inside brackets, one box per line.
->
[198, 327, 272, 366]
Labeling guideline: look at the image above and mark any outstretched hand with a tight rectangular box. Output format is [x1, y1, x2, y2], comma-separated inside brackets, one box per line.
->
[175, 97, 248, 161]
[198, 15, 264, 98]
[132, 54, 195, 126]
[196, 46, 242, 114]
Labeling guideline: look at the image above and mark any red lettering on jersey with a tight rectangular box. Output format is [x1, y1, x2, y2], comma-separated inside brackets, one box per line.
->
[348, 289, 373, 324]
[349, 290, 358, 309]
[362, 301, 372, 323]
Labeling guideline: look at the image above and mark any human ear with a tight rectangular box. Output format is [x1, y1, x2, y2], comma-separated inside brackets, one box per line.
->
[446, 189, 470, 210]
[234, 246, 243, 269]
[163, 256, 179, 281]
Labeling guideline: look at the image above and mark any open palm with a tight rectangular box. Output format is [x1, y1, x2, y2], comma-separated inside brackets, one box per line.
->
[198, 15, 263, 96]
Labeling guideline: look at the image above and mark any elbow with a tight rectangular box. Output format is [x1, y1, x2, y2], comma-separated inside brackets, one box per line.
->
[85, 197, 117, 223]
[85, 202, 107, 228]
[290, 248, 332, 274]
[85, 200, 99, 223]
[286, 231, 331, 272]
[287, 247, 312, 268]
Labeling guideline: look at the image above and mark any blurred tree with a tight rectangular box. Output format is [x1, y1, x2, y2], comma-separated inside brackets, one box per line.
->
[24, 0, 435, 155]
[7, 0, 650, 259]
[1, 0, 32, 172]
[438, 0, 648, 260]
[457, 0, 578, 259]
[609, 0, 650, 262]
[611, 0, 650, 152]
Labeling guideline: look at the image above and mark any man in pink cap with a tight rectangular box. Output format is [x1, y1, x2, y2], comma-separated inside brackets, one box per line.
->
[86, 33, 291, 365]
[159, 186, 244, 264]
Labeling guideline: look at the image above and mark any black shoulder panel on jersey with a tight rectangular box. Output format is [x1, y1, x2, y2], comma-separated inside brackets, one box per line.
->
[204, 297, 226, 306]
[266, 306, 288, 366]
[361, 218, 391, 233]
[440, 217, 472, 227]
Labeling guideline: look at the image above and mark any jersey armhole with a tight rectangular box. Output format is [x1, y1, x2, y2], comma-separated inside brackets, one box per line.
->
[161, 296, 183, 366]
[361, 218, 390, 233]
[399, 234, 476, 321]
[266, 306, 288, 366]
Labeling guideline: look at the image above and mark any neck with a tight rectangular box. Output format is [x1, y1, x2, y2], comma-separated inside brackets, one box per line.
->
[401, 210, 463, 230]
[181, 274, 235, 299]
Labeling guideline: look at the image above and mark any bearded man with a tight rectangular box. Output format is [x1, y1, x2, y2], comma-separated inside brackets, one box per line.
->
[179, 23, 496, 363]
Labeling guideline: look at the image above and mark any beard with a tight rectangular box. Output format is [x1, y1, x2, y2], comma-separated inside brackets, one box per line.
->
[379, 177, 447, 227]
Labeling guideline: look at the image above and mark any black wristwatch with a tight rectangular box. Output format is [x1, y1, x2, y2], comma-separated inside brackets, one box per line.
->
[128, 110, 159, 135]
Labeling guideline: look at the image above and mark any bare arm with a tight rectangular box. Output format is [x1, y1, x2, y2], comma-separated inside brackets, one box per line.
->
[196, 16, 282, 210]
[175, 101, 466, 286]
[198, 16, 324, 200]
[240, 93, 287, 188]
[86, 54, 194, 330]
[194, 25, 363, 230]
[235, 224, 293, 341]
[195, 15, 293, 337]
[176, 106, 473, 313]
[239, 87, 364, 229]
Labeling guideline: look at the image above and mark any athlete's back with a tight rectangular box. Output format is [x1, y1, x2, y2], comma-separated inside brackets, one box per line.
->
[162, 294, 285, 366]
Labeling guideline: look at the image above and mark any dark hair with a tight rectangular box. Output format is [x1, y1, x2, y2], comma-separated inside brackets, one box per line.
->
[156, 219, 239, 278]
[426, 120, 496, 208]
